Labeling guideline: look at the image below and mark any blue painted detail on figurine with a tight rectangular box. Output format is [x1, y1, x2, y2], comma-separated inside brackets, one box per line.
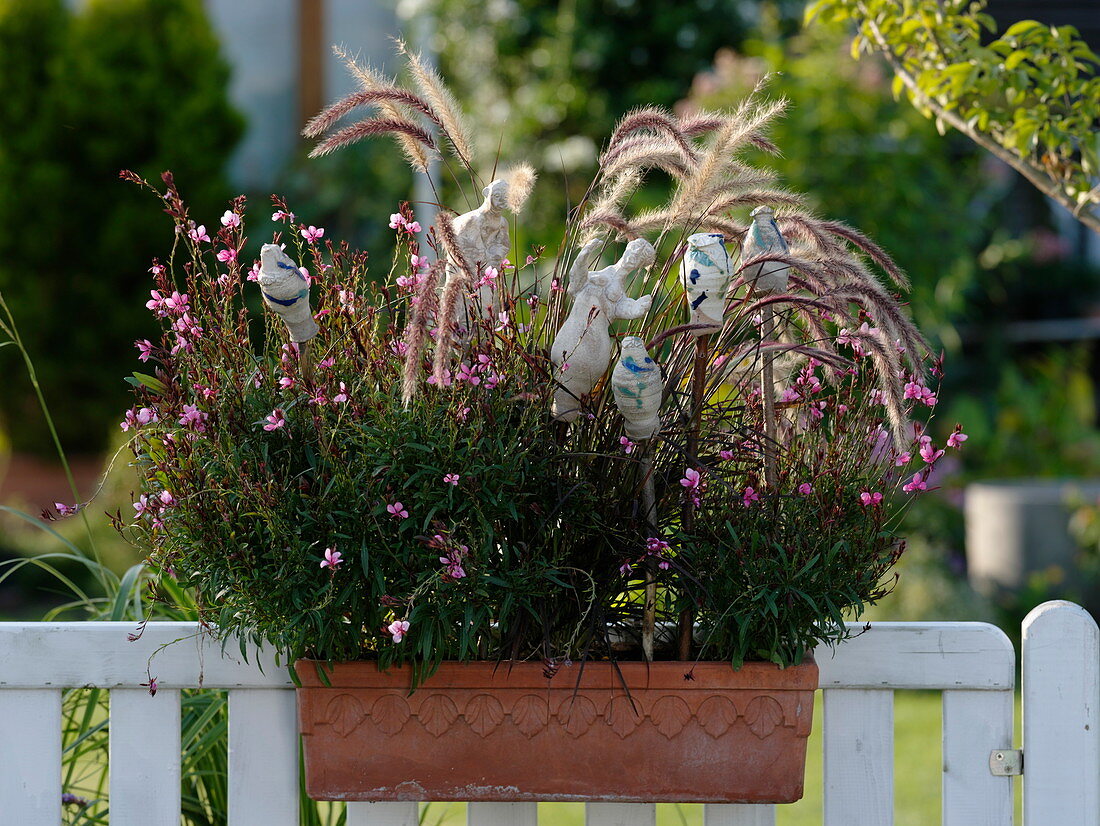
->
[691, 290, 708, 310]
[263, 288, 308, 307]
[622, 356, 655, 374]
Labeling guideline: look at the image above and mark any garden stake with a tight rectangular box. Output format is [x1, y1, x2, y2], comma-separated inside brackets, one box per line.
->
[679, 333, 711, 660]
[762, 306, 778, 487]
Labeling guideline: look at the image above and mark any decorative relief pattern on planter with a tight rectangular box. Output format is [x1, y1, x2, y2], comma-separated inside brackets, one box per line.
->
[316, 687, 805, 739]
[296, 659, 818, 804]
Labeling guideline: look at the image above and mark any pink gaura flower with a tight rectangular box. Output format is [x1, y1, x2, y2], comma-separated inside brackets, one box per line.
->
[247, 263, 261, 282]
[919, 436, 944, 464]
[263, 409, 286, 431]
[947, 429, 968, 449]
[133, 494, 151, 516]
[798, 482, 813, 495]
[179, 404, 208, 432]
[301, 225, 325, 244]
[386, 620, 410, 643]
[902, 473, 928, 493]
[646, 537, 670, 554]
[410, 253, 429, 272]
[860, 491, 884, 506]
[427, 369, 453, 387]
[216, 248, 237, 263]
[406, 220, 422, 233]
[443, 473, 460, 485]
[474, 266, 498, 289]
[742, 487, 760, 506]
[457, 362, 481, 385]
[158, 490, 176, 507]
[620, 436, 636, 455]
[333, 382, 349, 403]
[135, 339, 155, 362]
[320, 547, 343, 570]
[387, 501, 409, 519]
[388, 212, 406, 229]
[619, 560, 632, 576]
[278, 376, 295, 390]
[456, 406, 471, 422]
[55, 502, 78, 517]
[680, 468, 701, 490]
[188, 225, 210, 243]
[220, 210, 241, 228]
[272, 210, 295, 222]
[895, 451, 912, 466]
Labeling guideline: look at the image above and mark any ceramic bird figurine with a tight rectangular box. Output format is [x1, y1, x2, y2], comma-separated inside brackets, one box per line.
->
[611, 336, 663, 440]
[551, 238, 655, 422]
[258, 243, 317, 342]
[680, 232, 732, 334]
[741, 205, 790, 294]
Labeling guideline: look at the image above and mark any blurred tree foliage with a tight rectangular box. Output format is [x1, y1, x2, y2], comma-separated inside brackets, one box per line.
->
[0, 0, 242, 455]
[680, 16, 987, 345]
[407, 0, 770, 247]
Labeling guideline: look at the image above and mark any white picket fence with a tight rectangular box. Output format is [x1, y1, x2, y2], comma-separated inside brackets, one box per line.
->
[0, 600, 1097, 825]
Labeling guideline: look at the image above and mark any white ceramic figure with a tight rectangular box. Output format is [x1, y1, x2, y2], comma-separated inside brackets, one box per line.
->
[680, 232, 732, 334]
[612, 336, 663, 440]
[741, 205, 790, 294]
[445, 179, 511, 326]
[550, 238, 656, 422]
[258, 244, 318, 342]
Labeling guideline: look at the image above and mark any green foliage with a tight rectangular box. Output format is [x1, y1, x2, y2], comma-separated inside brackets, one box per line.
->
[806, 0, 1100, 232]
[680, 18, 986, 342]
[0, 0, 242, 455]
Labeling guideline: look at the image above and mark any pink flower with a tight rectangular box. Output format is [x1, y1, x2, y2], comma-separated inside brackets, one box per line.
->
[216, 248, 237, 263]
[646, 537, 670, 554]
[443, 473, 460, 485]
[179, 404, 208, 431]
[406, 220, 422, 233]
[278, 376, 295, 390]
[484, 371, 505, 389]
[457, 363, 481, 385]
[619, 560, 632, 576]
[135, 339, 155, 362]
[158, 490, 176, 507]
[388, 213, 406, 229]
[272, 210, 295, 222]
[919, 436, 944, 464]
[680, 468, 701, 490]
[474, 266, 499, 289]
[902, 473, 928, 493]
[320, 547, 343, 569]
[427, 369, 453, 387]
[894, 451, 912, 466]
[779, 387, 800, 403]
[387, 501, 409, 519]
[263, 409, 286, 431]
[220, 210, 241, 228]
[860, 491, 884, 506]
[333, 382, 349, 403]
[387, 619, 410, 643]
[456, 406, 470, 422]
[620, 436, 636, 455]
[742, 487, 760, 506]
[188, 225, 210, 243]
[301, 225, 325, 244]
[133, 494, 151, 516]
[947, 429, 968, 449]
[247, 263, 261, 282]
[718, 449, 734, 461]
[55, 502, 78, 517]
[410, 254, 429, 272]
[798, 483, 813, 495]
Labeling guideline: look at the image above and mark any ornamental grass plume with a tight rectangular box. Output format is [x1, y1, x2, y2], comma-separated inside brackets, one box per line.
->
[120, 57, 952, 671]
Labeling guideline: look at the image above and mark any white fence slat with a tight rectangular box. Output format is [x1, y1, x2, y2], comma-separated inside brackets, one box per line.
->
[586, 802, 655, 825]
[704, 803, 775, 825]
[0, 622, 290, 688]
[345, 801, 420, 825]
[109, 688, 181, 825]
[823, 688, 893, 826]
[941, 689, 1013, 826]
[1023, 600, 1100, 826]
[818, 623, 1015, 690]
[227, 689, 299, 826]
[468, 802, 538, 825]
[0, 689, 60, 826]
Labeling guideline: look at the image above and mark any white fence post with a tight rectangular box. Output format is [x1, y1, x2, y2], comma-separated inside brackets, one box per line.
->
[109, 687, 182, 825]
[1023, 600, 1100, 826]
[346, 801, 420, 825]
[0, 688, 61, 826]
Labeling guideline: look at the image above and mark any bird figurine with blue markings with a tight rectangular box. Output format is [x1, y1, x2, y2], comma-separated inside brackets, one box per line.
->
[611, 336, 663, 440]
[740, 205, 790, 295]
[680, 232, 732, 335]
[257, 243, 318, 343]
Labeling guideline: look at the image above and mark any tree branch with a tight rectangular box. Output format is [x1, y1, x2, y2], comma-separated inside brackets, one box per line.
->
[862, 16, 1100, 236]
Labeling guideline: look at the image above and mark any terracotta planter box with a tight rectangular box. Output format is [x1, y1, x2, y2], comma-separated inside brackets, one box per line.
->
[295, 657, 818, 803]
